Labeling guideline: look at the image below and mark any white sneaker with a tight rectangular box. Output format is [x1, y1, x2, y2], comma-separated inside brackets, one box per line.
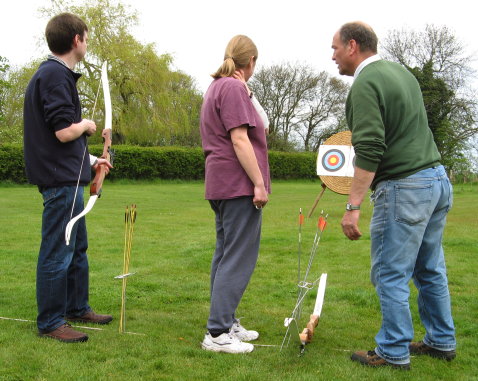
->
[231, 320, 259, 341]
[201, 332, 254, 353]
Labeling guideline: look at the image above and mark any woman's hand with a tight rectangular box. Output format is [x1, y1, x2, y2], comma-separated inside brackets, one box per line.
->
[253, 184, 268, 209]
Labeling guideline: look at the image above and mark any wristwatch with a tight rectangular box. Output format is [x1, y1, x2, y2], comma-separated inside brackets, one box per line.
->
[345, 203, 361, 211]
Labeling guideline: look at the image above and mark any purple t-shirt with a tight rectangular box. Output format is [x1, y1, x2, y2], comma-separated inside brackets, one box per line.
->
[200, 77, 271, 200]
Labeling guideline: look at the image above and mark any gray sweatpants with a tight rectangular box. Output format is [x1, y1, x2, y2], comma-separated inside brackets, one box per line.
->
[207, 196, 262, 331]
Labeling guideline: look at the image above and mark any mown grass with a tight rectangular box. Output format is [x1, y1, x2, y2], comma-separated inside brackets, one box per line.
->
[0, 181, 476, 380]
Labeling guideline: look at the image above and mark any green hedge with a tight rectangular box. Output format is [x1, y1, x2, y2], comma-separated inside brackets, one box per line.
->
[88, 145, 206, 180]
[268, 151, 316, 179]
[0, 144, 27, 183]
[0, 144, 317, 183]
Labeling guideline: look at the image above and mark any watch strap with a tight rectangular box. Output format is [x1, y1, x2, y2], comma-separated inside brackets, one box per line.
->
[346, 203, 361, 211]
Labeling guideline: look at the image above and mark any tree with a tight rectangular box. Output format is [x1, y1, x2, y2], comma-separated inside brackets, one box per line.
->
[408, 62, 466, 170]
[43, 0, 204, 146]
[294, 74, 349, 152]
[249, 63, 349, 151]
[1, 0, 203, 146]
[381, 24, 478, 171]
[0, 56, 11, 128]
[0, 59, 39, 143]
[381, 24, 474, 89]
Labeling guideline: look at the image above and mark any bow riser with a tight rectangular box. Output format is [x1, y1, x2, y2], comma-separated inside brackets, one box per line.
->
[299, 273, 327, 345]
[300, 315, 319, 344]
[90, 128, 112, 196]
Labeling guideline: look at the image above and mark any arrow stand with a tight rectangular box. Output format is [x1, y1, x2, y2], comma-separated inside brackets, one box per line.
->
[115, 205, 137, 334]
[281, 210, 328, 355]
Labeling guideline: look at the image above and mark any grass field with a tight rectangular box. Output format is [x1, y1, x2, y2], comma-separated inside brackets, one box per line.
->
[0, 181, 476, 380]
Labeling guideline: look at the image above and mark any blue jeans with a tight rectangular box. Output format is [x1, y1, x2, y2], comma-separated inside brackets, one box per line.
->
[370, 166, 456, 364]
[37, 186, 91, 333]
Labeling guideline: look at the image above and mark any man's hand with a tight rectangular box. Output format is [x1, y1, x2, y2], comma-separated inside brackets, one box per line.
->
[82, 119, 97, 136]
[341, 167, 375, 240]
[55, 118, 97, 142]
[341, 210, 362, 240]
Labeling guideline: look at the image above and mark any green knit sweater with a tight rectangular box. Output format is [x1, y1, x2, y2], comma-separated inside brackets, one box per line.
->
[346, 60, 441, 189]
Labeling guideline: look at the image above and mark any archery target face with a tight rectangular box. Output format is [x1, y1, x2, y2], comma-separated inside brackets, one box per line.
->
[317, 144, 355, 177]
[322, 149, 346, 172]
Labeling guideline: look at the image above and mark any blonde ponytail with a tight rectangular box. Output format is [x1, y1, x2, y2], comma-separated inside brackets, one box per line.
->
[211, 56, 236, 79]
[211, 35, 258, 79]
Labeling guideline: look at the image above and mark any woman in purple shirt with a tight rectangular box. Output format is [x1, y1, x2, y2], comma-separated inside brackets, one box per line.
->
[200, 35, 271, 354]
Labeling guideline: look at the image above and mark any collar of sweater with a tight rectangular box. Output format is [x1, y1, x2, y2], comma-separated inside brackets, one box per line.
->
[354, 55, 381, 79]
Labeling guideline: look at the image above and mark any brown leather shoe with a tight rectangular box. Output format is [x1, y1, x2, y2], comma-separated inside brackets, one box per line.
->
[351, 350, 410, 370]
[409, 341, 456, 361]
[39, 323, 88, 343]
[67, 310, 113, 325]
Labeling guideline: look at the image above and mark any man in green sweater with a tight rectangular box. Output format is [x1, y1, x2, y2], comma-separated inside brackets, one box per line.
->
[332, 22, 456, 370]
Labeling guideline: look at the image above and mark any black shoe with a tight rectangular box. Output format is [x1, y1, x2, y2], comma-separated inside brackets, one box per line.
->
[409, 341, 456, 361]
[351, 350, 410, 370]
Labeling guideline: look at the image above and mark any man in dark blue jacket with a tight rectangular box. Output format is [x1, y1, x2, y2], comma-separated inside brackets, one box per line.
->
[24, 12, 113, 343]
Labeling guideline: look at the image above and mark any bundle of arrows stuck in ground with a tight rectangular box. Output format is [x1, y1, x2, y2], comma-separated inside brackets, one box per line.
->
[115, 204, 137, 333]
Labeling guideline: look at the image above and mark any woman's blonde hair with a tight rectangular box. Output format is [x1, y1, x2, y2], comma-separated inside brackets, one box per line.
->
[211, 35, 258, 79]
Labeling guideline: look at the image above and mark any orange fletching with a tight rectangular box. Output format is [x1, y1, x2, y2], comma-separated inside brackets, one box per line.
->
[318, 216, 327, 231]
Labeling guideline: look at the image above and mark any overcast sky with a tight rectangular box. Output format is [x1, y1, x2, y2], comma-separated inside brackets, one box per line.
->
[1, 0, 477, 92]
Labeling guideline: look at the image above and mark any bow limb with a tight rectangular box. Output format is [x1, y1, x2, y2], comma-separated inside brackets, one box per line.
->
[313, 273, 327, 317]
[91, 61, 113, 196]
[65, 195, 99, 245]
[299, 273, 327, 345]
[64, 61, 112, 245]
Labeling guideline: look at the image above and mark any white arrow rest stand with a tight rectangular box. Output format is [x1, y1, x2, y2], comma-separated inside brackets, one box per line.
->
[281, 212, 328, 354]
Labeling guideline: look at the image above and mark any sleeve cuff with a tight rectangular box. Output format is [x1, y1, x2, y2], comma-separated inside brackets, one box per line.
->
[89, 154, 98, 167]
[354, 155, 379, 172]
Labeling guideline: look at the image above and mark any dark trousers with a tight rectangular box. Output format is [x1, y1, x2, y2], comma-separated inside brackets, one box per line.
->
[37, 186, 91, 333]
[207, 196, 262, 331]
